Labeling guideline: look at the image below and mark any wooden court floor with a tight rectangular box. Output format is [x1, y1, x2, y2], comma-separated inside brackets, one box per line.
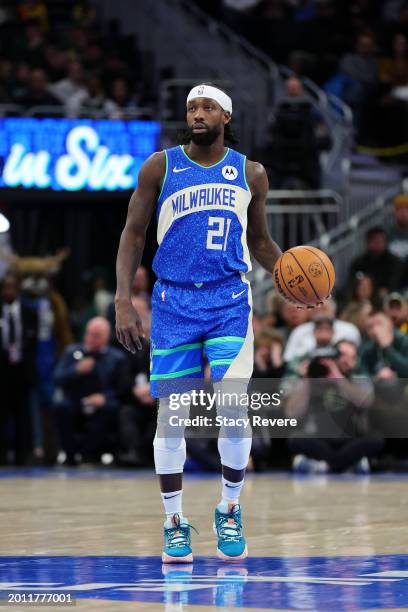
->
[0, 469, 407, 611]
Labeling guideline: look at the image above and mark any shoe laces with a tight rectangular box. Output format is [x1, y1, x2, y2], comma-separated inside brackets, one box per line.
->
[216, 504, 243, 542]
[166, 513, 199, 549]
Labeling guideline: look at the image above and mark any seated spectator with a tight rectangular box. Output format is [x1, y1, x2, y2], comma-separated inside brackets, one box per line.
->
[132, 265, 151, 303]
[43, 44, 69, 82]
[278, 301, 310, 342]
[340, 300, 373, 342]
[343, 272, 378, 310]
[108, 77, 139, 117]
[385, 194, 408, 261]
[264, 77, 329, 189]
[360, 311, 408, 379]
[283, 298, 360, 362]
[49, 60, 87, 105]
[253, 329, 285, 378]
[67, 74, 117, 115]
[340, 32, 379, 90]
[83, 44, 104, 73]
[338, 32, 378, 120]
[20, 68, 61, 109]
[286, 339, 382, 473]
[8, 62, 30, 105]
[384, 293, 408, 335]
[0, 272, 38, 465]
[348, 227, 405, 295]
[54, 316, 125, 464]
[285, 315, 336, 377]
[13, 20, 48, 69]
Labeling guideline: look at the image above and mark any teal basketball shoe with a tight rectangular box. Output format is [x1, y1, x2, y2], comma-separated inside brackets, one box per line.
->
[214, 503, 248, 560]
[162, 514, 197, 563]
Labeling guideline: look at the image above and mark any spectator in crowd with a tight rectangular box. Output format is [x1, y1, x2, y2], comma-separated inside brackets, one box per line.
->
[386, 194, 408, 261]
[283, 298, 360, 362]
[340, 32, 379, 91]
[21, 68, 61, 109]
[131, 265, 151, 303]
[43, 44, 68, 83]
[285, 315, 336, 376]
[344, 272, 378, 309]
[19, 265, 73, 465]
[340, 300, 373, 341]
[49, 60, 86, 105]
[278, 300, 310, 342]
[7, 62, 30, 105]
[72, 268, 114, 341]
[337, 31, 379, 124]
[339, 272, 378, 319]
[82, 44, 104, 74]
[253, 329, 285, 378]
[348, 227, 405, 295]
[286, 339, 382, 473]
[384, 292, 408, 334]
[108, 77, 139, 116]
[0, 272, 38, 465]
[54, 316, 125, 465]
[17, 20, 46, 66]
[360, 310, 408, 379]
[263, 77, 329, 189]
[66, 74, 117, 115]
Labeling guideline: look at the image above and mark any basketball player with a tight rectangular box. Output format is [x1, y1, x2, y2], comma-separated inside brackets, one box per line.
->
[115, 84, 282, 562]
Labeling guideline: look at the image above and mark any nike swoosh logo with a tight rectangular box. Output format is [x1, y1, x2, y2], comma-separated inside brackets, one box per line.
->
[225, 483, 241, 488]
[232, 289, 246, 299]
[173, 167, 191, 173]
[163, 493, 180, 499]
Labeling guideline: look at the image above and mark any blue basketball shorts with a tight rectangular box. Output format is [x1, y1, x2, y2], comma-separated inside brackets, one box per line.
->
[150, 274, 254, 398]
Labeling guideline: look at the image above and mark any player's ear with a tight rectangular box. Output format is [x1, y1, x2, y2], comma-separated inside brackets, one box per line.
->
[223, 111, 231, 125]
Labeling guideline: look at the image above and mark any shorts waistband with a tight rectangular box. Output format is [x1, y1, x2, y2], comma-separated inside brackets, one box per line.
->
[157, 274, 247, 289]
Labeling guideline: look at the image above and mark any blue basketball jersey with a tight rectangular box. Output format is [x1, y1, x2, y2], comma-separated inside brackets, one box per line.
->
[152, 145, 252, 283]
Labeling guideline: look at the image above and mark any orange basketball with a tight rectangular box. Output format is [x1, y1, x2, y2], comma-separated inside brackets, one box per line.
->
[273, 245, 335, 307]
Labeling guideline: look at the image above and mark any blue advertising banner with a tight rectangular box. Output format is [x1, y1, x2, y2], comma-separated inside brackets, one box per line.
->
[0, 118, 160, 191]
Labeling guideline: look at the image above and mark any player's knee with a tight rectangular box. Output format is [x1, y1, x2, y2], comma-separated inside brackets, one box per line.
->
[153, 434, 186, 473]
[218, 436, 252, 471]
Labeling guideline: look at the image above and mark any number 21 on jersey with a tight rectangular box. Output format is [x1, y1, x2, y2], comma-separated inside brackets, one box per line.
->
[206, 216, 231, 251]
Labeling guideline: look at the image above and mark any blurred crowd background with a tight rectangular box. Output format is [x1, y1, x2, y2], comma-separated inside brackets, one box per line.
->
[0, 0, 152, 117]
[0, 0, 408, 474]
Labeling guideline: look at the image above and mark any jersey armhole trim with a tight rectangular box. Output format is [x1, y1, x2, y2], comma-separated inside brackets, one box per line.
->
[243, 156, 251, 192]
[157, 150, 168, 203]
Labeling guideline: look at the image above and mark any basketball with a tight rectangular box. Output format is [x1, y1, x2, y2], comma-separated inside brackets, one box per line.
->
[273, 245, 335, 307]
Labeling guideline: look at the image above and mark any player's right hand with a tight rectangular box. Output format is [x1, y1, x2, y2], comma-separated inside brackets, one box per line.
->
[115, 299, 145, 353]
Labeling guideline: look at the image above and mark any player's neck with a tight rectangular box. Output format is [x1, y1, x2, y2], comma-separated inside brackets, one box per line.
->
[184, 140, 227, 167]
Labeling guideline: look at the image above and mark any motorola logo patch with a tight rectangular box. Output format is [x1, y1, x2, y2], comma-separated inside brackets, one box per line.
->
[222, 165, 238, 180]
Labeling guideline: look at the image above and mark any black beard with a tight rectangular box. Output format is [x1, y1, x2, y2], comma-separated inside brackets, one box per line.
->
[189, 126, 221, 145]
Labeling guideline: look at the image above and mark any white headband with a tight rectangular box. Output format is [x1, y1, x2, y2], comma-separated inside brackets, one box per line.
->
[187, 84, 232, 114]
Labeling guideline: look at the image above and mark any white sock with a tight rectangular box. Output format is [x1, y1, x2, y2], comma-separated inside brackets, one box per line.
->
[220, 476, 244, 507]
[161, 490, 183, 519]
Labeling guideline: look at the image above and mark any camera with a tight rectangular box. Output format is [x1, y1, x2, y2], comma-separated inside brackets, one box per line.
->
[307, 346, 340, 378]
